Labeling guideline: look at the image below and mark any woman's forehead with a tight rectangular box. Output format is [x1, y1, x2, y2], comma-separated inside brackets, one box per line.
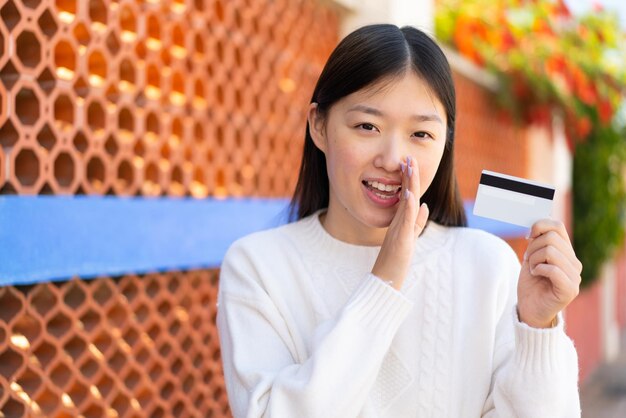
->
[338, 72, 446, 118]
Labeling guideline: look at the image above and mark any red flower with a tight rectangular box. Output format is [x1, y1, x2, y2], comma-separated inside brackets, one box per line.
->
[501, 30, 515, 51]
[454, 17, 484, 64]
[554, 0, 572, 18]
[599, 99, 613, 124]
[572, 67, 597, 105]
[575, 116, 592, 139]
[546, 56, 567, 74]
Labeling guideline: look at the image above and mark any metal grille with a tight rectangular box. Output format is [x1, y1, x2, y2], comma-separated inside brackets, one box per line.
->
[0, 0, 338, 197]
[0, 271, 229, 417]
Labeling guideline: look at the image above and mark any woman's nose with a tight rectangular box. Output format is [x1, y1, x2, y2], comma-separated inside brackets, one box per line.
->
[374, 134, 405, 172]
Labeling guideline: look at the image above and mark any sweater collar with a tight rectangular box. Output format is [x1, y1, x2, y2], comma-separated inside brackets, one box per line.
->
[297, 209, 451, 259]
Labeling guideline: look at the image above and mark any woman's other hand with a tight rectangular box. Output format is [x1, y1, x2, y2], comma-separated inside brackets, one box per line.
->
[517, 219, 583, 328]
[371, 156, 429, 289]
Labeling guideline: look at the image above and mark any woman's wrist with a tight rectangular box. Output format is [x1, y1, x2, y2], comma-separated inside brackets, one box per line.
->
[517, 307, 557, 329]
[371, 271, 403, 291]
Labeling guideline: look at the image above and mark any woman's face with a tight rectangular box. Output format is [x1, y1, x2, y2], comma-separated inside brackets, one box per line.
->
[308, 71, 448, 244]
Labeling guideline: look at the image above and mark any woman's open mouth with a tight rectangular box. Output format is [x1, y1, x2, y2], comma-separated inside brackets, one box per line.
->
[362, 180, 402, 207]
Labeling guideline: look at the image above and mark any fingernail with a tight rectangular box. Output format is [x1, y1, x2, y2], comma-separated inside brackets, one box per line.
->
[404, 188, 410, 200]
[400, 163, 406, 173]
[408, 166, 413, 177]
[525, 231, 531, 240]
[523, 251, 528, 261]
[407, 156, 411, 166]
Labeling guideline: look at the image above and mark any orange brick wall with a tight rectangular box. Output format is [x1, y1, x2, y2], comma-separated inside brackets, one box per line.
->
[564, 280, 603, 382]
[453, 72, 531, 201]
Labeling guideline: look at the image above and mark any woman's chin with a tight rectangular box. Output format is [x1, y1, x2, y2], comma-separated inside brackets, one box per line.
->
[364, 210, 396, 229]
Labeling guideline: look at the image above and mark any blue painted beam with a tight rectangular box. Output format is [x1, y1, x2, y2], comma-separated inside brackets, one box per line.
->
[0, 196, 526, 286]
[0, 196, 291, 286]
[464, 201, 529, 239]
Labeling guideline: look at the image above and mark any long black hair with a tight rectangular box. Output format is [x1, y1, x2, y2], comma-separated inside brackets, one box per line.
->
[289, 24, 467, 227]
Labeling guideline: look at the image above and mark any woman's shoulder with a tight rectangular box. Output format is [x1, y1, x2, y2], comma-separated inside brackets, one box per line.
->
[226, 222, 296, 256]
[223, 215, 314, 263]
[219, 216, 316, 295]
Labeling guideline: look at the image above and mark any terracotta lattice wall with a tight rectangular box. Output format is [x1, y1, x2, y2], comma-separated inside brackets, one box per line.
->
[0, 0, 339, 416]
[1, 272, 228, 417]
[0, 0, 337, 197]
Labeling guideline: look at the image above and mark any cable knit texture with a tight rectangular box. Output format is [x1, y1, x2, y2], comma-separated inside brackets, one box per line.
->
[217, 211, 581, 417]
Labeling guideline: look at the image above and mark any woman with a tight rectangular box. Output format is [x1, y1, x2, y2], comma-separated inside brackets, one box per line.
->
[217, 24, 581, 417]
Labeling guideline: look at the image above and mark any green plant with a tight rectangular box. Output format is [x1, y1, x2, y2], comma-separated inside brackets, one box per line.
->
[573, 124, 626, 285]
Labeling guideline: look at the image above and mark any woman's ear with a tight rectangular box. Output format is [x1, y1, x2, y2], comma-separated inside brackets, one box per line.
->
[307, 103, 327, 153]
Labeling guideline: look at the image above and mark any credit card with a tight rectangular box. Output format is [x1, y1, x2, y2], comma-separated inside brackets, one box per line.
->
[472, 170, 555, 228]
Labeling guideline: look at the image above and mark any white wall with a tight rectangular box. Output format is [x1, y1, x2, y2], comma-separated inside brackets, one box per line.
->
[602, 262, 620, 361]
[332, 0, 434, 37]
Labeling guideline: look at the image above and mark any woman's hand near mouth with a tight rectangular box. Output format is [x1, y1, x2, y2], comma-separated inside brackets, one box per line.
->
[371, 156, 429, 290]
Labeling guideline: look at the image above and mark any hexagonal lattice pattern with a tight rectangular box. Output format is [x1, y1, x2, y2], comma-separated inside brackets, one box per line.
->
[0, 0, 339, 196]
[0, 271, 230, 417]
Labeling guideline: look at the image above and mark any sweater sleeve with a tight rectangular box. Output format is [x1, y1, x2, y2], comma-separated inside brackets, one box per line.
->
[481, 252, 581, 417]
[216, 243, 413, 418]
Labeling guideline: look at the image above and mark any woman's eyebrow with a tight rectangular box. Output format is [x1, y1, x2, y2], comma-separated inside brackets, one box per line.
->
[347, 104, 443, 124]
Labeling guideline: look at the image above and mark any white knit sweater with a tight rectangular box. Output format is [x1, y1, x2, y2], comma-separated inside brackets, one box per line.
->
[217, 211, 580, 417]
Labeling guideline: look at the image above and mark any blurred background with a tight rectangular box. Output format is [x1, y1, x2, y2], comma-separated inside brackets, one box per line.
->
[0, 0, 624, 416]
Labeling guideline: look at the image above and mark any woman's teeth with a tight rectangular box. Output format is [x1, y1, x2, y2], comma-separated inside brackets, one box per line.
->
[364, 180, 401, 193]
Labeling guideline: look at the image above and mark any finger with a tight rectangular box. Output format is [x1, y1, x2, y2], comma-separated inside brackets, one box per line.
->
[527, 244, 579, 279]
[400, 159, 409, 201]
[398, 157, 417, 228]
[388, 162, 410, 231]
[407, 155, 421, 205]
[405, 156, 427, 236]
[396, 160, 416, 232]
[526, 230, 576, 259]
[528, 218, 570, 242]
[527, 245, 581, 282]
[402, 189, 416, 228]
[530, 262, 581, 298]
[525, 230, 582, 274]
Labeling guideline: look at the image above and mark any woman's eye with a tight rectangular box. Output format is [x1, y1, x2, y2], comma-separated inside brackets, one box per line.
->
[412, 131, 434, 140]
[357, 123, 378, 132]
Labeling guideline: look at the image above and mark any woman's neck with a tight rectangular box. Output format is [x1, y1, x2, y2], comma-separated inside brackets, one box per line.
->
[319, 210, 387, 247]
